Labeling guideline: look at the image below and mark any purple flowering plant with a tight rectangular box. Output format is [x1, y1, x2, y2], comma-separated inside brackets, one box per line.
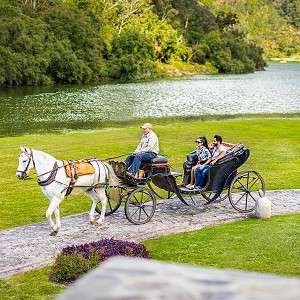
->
[62, 238, 151, 261]
[49, 238, 151, 283]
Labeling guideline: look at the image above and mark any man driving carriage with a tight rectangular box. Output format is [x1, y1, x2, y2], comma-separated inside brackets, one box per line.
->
[125, 123, 159, 177]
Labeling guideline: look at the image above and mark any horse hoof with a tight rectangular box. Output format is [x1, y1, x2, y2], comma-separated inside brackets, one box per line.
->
[90, 219, 96, 225]
[96, 221, 103, 226]
[50, 230, 58, 236]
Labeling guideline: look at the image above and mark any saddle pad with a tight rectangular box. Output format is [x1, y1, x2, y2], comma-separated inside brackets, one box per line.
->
[63, 160, 95, 178]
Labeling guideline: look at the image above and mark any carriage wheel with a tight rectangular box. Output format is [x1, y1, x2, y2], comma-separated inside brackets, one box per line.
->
[125, 187, 156, 225]
[229, 170, 265, 212]
[202, 190, 228, 202]
[95, 188, 121, 216]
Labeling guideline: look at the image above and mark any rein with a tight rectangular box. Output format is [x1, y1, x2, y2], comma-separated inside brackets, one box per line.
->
[102, 153, 129, 161]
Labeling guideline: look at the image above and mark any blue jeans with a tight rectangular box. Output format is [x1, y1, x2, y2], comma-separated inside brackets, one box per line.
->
[195, 164, 210, 188]
[125, 152, 157, 175]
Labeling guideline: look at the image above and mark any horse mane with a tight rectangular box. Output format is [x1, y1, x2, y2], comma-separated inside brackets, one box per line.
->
[29, 148, 57, 162]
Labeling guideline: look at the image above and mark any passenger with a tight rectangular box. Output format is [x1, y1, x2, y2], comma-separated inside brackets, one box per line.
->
[187, 136, 211, 189]
[125, 123, 159, 177]
[209, 134, 226, 164]
[192, 134, 226, 190]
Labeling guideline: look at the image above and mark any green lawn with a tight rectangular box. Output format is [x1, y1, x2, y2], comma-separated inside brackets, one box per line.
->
[1, 118, 300, 230]
[1, 117, 300, 299]
[144, 214, 300, 277]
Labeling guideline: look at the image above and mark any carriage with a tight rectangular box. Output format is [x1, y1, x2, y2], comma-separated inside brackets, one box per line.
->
[96, 143, 266, 225]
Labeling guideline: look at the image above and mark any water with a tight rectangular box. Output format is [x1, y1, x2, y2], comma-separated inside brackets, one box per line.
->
[0, 62, 299, 137]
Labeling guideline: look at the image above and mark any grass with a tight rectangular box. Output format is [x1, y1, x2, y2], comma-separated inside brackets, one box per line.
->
[0, 267, 65, 300]
[1, 117, 300, 230]
[1, 117, 300, 299]
[144, 214, 300, 277]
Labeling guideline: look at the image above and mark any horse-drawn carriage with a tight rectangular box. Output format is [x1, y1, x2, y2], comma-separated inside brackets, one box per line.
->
[96, 143, 266, 225]
[16, 143, 265, 235]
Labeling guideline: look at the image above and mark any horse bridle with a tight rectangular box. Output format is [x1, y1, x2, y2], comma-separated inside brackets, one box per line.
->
[17, 148, 35, 180]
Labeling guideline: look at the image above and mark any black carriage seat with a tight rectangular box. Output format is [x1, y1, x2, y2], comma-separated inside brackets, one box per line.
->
[139, 155, 171, 177]
[140, 155, 168, 166]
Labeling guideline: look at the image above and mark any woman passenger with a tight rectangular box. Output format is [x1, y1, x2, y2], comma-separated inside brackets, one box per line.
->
[186, 137, 211, 189]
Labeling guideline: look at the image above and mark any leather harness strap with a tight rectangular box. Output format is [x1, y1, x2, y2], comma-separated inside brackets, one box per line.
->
[38, 162, 59, 186]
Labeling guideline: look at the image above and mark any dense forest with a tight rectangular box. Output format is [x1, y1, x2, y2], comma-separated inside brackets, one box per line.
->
[0, 0, 299, 86]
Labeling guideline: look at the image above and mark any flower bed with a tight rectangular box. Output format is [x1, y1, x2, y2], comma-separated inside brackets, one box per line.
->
[49, 238, 150, 283]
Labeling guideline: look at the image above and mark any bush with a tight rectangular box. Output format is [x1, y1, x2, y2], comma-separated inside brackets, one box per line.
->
[49, 238, 151, 283]
[49, 250, 100, 283]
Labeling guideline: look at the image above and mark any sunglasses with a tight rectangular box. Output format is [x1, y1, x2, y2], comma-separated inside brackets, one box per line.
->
[195, 140, 203, 144]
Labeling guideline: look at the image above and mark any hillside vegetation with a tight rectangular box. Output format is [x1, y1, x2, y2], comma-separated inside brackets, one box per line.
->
[0, 0, 299, 86]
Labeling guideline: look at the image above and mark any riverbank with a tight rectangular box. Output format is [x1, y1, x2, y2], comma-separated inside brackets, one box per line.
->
[1, 112, 299, 138]
[270, 55, 300, 62]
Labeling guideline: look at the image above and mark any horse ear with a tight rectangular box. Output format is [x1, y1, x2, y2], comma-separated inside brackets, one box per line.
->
[20, 146, 25, 152]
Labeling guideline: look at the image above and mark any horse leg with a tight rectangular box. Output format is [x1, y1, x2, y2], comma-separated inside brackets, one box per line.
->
[96, 189, 107, 226]
[86, 189, 107, 226]
[53, 206, 61, 234]
[46, 196, 63, 236]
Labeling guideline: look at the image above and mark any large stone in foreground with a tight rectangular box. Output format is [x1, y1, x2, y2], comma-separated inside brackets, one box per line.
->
[56, 256, 300, 300]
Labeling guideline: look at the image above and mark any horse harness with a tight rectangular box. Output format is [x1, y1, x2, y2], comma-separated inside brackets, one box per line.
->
[62, 159, 110, 198]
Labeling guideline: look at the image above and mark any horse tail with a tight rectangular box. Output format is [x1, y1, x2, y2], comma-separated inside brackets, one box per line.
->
[104, 162, 120, 203]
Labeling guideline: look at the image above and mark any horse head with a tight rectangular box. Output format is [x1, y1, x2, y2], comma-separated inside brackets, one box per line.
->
[16, 146, 34, 180]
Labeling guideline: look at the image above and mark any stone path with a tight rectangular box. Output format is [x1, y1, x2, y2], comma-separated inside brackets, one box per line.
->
[1, 190, 300, 280]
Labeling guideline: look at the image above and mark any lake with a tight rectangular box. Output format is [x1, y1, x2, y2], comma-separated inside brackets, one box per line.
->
[0, 62, 299, 137]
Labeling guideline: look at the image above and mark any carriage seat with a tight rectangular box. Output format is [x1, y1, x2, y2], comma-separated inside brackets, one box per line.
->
[139, 155, 169, 177]
[140, 155, 168, 168]
[148, 155, 168, 164]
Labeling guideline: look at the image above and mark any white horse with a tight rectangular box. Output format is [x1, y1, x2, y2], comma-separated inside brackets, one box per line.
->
[16, 147, 120, 236]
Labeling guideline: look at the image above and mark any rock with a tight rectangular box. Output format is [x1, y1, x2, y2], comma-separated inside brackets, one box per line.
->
[256, 190, 271, 219]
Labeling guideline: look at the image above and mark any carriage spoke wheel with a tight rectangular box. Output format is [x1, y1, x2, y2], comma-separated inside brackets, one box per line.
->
[95, 188, 121, 216]
[229, 170, 265, 212]
[125, 188, 156, 225]
[202, 190, 228, 202]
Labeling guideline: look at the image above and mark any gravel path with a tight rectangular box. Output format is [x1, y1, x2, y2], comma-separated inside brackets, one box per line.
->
[1, 189, 300, 280]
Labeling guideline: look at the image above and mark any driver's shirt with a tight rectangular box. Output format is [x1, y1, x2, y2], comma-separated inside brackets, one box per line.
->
[135, 130, 159, 155]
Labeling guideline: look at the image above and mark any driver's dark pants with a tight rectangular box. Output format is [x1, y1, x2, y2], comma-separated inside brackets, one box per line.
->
[125, 152, 157, 175]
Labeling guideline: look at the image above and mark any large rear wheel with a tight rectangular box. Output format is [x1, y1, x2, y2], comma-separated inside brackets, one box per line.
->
[125, 188, 156, 225]
[229, 170, 265, 212]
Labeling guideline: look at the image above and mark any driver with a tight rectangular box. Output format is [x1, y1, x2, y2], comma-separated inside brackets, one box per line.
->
[125, 123, 159, 177]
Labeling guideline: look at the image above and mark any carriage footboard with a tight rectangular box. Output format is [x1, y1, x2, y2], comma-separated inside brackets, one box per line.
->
[151, 174, 190, 205]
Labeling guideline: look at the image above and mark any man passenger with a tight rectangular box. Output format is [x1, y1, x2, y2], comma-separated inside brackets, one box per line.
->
[209, 135, 226, 165]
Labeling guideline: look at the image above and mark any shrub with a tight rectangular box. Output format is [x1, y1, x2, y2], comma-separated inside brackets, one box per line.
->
[49, 238, 150, 283]
[49, 250, 100, 283]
